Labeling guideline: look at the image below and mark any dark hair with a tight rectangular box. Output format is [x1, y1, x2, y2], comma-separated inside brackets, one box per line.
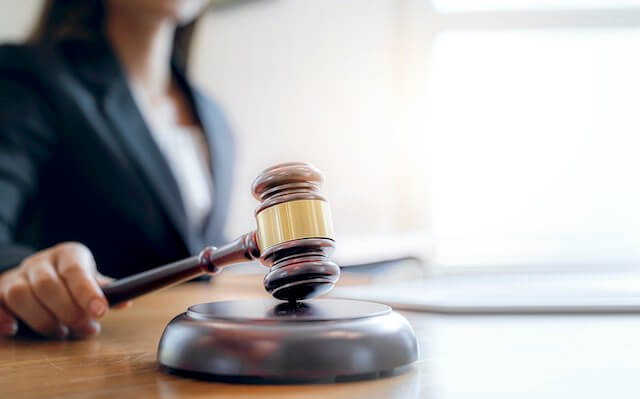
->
[29, 0, 199, 67]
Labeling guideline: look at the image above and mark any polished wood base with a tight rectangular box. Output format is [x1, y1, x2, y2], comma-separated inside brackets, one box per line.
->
[157, 299, 417, 381]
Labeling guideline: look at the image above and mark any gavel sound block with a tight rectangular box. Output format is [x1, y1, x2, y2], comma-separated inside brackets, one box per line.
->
[102, 162, 418, 382]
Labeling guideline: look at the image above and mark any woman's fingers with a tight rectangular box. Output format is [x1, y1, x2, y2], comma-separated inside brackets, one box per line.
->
[54, 243, 108, 320]
[25, 261, 98, 337]
[0, 242, 113, 339]
[1, 274, 67, 338]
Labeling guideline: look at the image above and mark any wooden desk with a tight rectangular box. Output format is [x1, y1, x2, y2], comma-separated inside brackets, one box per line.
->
[2, 272, 640, 398]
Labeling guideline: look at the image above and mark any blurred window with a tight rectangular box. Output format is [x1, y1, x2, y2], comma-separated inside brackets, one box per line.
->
[422, 1, 640, 267]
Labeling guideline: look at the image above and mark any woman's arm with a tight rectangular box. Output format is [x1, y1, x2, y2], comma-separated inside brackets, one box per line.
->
[0, 76, 110, 338]
[0, 77, 55, 272]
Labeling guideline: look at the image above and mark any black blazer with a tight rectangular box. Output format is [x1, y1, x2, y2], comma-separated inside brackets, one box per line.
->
[0, 37, 234, 278]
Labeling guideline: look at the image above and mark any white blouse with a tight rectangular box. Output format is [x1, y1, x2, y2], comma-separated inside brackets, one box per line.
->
[130, 84, 214, 229]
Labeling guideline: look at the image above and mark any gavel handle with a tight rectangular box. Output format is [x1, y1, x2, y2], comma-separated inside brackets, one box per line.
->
[102, 232, 260, 306]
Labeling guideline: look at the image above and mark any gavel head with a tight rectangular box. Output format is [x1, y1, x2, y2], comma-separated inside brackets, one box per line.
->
[252, 162, 340, 301]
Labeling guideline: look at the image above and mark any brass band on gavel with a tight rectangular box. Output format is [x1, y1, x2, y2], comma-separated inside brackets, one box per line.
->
[255, 199, 335, 252]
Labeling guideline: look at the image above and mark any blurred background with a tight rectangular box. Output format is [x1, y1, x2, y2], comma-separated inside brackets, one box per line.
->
[2, 0, 640, 270]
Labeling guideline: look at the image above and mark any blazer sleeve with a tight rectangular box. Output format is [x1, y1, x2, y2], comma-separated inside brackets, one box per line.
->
[0, 76, 57, 273]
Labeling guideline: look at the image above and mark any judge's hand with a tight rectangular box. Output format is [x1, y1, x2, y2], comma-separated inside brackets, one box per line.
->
[0, 242, 128, 339]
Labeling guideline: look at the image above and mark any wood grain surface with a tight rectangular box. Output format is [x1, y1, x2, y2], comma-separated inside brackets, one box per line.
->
[2, 271, 640, 398]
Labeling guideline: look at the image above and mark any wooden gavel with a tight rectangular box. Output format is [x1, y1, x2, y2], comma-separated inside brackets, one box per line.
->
[102, 162, 340, 305]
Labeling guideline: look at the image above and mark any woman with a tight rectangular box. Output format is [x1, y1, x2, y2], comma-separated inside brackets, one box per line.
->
[0, 0, 234, 339]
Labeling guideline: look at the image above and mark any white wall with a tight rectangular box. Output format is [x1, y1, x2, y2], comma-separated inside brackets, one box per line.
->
[190, 0, 419, 238]
[0, 0, 41, 41]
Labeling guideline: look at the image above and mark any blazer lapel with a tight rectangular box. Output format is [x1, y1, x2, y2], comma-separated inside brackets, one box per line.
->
[69, 34, 232, 252]
[101, 78, 198, 252]
[176, 71, 234, 246]
[69, 37, 200, 254]
[193, 91, 223, 245]
[60, 36, 230, 254]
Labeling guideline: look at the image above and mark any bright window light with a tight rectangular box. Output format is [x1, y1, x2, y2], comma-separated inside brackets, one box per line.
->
[425, 30, 640, 266]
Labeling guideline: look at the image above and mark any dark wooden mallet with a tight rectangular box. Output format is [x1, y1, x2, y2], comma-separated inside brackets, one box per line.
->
[102, 162, 340, 305]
